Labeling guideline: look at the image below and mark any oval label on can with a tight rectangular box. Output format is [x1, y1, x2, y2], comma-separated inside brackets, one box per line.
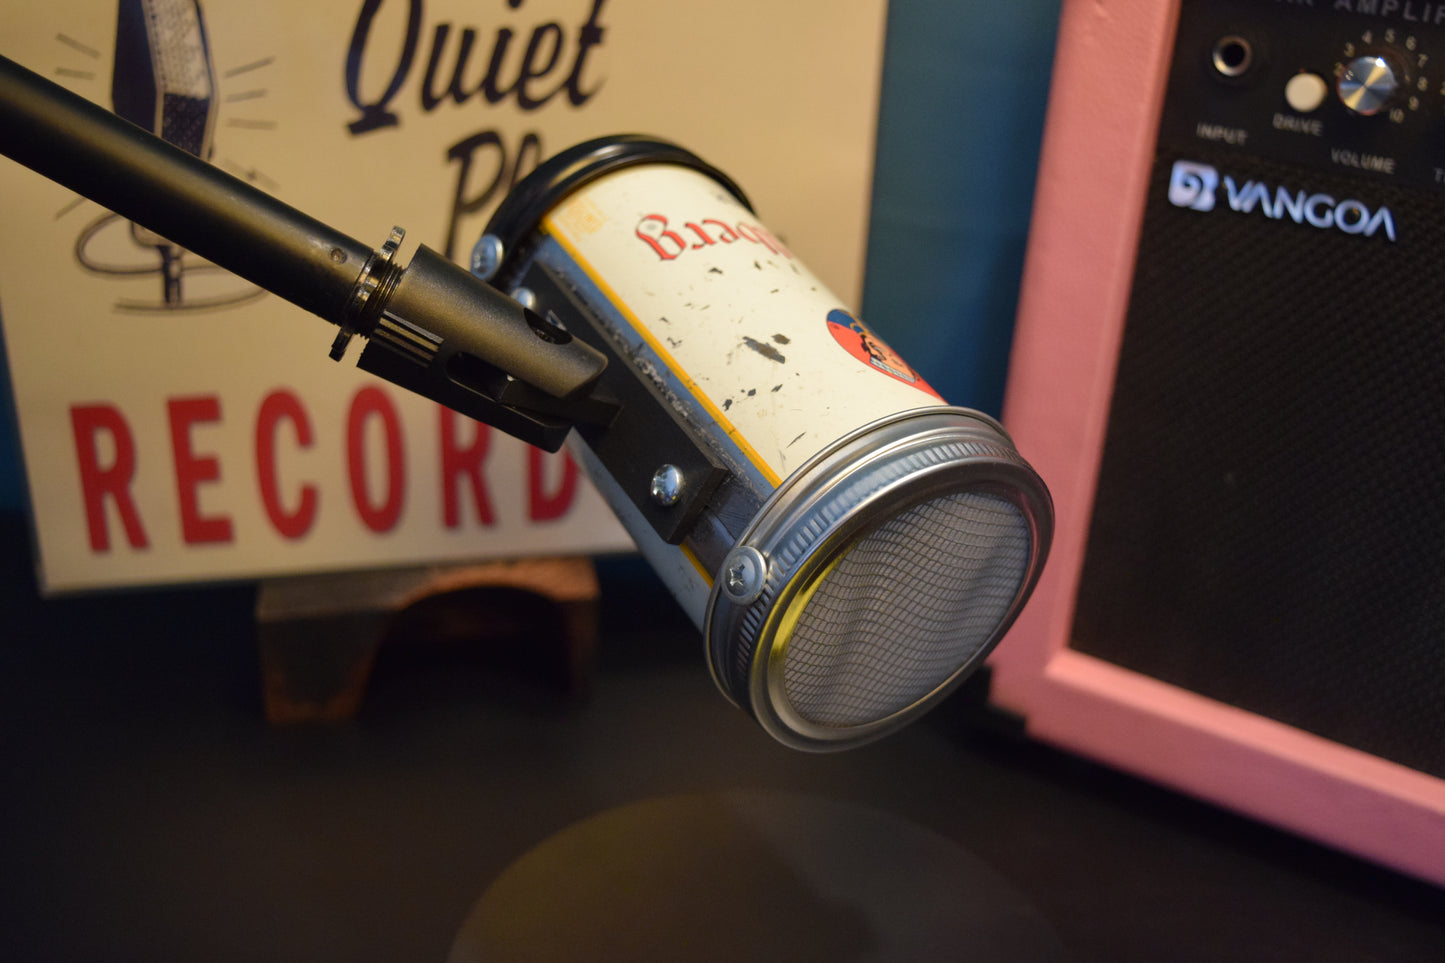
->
[826, 309, 942, 399]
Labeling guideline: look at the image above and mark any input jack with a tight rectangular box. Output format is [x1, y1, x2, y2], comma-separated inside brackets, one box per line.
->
[1212, 35, 1253, 77]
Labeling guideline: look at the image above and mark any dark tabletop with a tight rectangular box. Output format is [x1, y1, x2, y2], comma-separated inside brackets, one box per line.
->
[0, 514, 1441, 962]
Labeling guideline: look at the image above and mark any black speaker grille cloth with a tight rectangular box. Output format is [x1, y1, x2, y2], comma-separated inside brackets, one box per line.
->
[1071, 147, 1445, 780]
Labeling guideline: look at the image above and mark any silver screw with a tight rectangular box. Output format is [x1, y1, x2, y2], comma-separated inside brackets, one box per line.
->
[510, 286, 538, 311]
[470, 234, 504, 280]
[720, 546, 767, 604]
[649, 465, 684, 506]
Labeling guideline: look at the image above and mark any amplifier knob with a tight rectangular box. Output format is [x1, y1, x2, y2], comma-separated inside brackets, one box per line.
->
[1337, 54, 1402, 115]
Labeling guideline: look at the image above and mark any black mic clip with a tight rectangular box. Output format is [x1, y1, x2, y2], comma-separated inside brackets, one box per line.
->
[330, 226, 729, 545]
[328, 226, 616, 453]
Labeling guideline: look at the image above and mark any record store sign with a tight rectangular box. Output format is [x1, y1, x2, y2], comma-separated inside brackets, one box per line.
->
[0, 0, 886, 592]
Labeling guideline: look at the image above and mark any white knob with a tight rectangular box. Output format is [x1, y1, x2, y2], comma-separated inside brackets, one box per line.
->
[1285, 73, 1329, 113]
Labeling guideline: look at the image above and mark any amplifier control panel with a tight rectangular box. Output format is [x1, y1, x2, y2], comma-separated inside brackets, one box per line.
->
[1159, 0, 1445, 192]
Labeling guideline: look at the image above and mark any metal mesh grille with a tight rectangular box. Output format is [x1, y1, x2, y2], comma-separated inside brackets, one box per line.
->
[780, 491, 1030, 727]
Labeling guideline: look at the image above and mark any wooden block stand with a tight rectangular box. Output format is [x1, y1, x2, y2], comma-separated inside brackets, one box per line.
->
[255, 557, 599, 723]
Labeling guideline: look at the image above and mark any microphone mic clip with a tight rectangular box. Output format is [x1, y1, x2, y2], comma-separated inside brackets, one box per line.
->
[324, 225, 620, 454]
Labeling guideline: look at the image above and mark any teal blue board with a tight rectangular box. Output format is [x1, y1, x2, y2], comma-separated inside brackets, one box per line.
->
[863, 0, 1061, 418]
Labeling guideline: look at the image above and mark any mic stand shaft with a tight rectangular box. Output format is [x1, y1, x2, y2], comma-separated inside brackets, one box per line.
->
[0, 54, 609, 451]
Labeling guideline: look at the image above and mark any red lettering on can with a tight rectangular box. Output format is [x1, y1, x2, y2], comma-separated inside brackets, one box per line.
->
[635, 214, 688, 260]
[702, 219, 738, 242]
[733, 222, 791, 257]
[633, 213, 789, 262]
[685, 221, 715, 248]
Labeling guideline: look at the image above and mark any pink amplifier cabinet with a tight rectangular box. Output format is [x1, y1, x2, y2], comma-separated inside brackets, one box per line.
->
[992, 0, 1445, 886]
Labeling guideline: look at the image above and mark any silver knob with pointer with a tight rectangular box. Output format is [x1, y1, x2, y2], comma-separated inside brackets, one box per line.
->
[1337, 54, 1403, 116]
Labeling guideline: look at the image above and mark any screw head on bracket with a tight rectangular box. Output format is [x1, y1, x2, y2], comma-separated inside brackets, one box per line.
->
[471, 233, 505, 281]
[650, 464, 684, 506]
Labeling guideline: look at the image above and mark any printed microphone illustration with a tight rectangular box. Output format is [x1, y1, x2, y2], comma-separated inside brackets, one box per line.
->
[0, 57, 1053, 751]
[111, 0, 218, 305]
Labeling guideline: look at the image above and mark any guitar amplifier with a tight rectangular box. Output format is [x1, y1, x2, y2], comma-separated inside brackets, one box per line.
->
[991, 0, 1445, 885]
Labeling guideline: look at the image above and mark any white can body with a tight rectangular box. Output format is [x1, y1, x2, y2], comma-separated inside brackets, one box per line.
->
[540, 165, 946, 488]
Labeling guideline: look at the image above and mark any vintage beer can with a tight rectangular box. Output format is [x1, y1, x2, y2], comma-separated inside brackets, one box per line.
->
[477, 136, 1052, 750]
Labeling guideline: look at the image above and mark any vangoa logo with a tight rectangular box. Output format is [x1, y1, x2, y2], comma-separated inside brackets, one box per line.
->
[1168, 160, 1397, 241]
[1168, 161, 1218, 211]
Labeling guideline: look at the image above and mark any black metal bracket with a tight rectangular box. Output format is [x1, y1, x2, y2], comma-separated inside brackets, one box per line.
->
[342, 236, 615, 453]
[520, 262, 730, 545]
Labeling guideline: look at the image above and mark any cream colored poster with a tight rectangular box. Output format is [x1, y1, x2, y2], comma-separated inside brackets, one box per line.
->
[0, 0, 886, 592]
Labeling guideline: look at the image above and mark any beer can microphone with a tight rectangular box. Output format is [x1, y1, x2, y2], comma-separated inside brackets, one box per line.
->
[476, 136, 1053, 751]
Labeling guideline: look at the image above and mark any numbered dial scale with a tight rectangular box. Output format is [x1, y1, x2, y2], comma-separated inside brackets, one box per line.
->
[1158, 3, 1445, 193]
[1336, 30, 1431, 120]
